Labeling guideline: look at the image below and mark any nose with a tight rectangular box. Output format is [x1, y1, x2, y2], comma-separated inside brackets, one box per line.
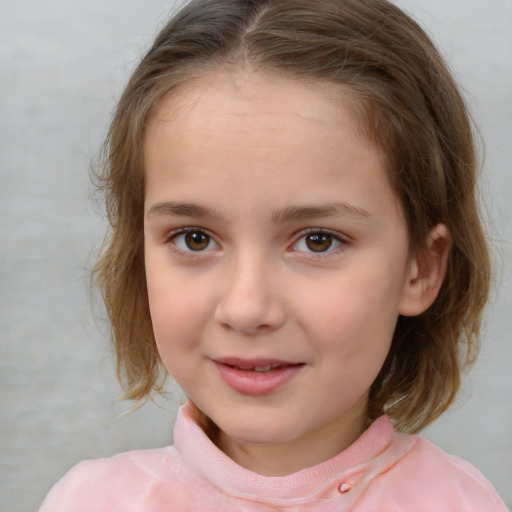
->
[214, 255, 286, 335]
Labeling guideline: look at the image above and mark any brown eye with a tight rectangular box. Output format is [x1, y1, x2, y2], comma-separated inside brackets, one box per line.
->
[305, 233, 333, 252]
[184, 231, 210, 251]
[171, 229, 219, 254]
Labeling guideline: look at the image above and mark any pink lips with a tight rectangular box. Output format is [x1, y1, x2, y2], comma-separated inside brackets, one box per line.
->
[212, 358, 304, 396]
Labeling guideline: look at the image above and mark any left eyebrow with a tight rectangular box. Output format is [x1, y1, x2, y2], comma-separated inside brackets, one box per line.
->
[272, 202, 373, 223]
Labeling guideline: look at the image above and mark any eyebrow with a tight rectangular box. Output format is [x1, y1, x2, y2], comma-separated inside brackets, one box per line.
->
[148, 201, 214, 218]
[147, 200, 373, 222]
[271, 203, 372, 222]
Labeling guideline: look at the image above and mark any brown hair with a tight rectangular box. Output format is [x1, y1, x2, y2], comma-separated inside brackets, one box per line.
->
[92, 0, 491, 432]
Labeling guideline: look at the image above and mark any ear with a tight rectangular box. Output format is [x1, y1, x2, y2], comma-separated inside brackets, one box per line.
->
[399, 223, 452, 317]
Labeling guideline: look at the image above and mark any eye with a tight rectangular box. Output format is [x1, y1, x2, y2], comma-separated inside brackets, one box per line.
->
[292, 230, 344, 254]
[170, 229, 219, 253]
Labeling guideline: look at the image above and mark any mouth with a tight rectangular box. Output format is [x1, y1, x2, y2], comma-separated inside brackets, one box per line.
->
[211, 358, 305, 395]
[214, 358, 303, 372]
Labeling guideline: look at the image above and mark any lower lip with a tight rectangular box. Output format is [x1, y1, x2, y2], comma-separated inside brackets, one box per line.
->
[213, 362, 304, 396]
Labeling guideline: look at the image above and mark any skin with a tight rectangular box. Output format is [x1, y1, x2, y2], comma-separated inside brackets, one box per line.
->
[143, 68, 449, 476]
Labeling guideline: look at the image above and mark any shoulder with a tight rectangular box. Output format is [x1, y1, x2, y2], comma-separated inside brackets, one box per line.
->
[364, 433, 508, 511]
[409, 437, 502, 497]
[417, 438, 496, 481]
[39, 446, 197, 512]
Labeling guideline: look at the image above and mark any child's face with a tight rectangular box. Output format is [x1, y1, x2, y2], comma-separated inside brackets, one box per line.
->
[144, 69, 416, 471]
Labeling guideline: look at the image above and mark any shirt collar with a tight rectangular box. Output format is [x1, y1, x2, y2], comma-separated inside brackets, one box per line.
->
[173, 401, 417, 503]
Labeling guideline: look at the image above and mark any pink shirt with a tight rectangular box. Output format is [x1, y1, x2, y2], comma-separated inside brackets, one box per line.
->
[40, 403, 507, 511]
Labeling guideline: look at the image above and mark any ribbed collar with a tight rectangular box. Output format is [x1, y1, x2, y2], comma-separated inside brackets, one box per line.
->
[173, 402, 417, 505]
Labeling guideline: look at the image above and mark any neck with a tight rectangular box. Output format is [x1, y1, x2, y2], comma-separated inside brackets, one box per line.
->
[215, 400, 369, 476]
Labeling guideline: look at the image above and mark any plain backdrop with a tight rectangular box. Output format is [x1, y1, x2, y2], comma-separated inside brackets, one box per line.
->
[1, 1, 511, 510]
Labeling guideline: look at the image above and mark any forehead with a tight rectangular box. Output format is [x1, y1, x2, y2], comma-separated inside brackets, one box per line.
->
[143, 68, 401, 224]
[146, 68, 371, 153]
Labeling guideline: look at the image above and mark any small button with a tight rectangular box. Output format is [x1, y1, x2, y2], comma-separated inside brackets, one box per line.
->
[338, 482, 352, 494]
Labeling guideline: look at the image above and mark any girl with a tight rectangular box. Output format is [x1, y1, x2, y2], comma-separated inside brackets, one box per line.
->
[40, 0, 508, 510]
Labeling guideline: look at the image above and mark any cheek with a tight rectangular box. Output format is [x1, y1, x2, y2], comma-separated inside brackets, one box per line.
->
[145, 255, 211, 358]
[290, 263, 403, 365]
[146, 279, 211, 390]
[148, 283, 203, 342]
[297, 273, 401, 333]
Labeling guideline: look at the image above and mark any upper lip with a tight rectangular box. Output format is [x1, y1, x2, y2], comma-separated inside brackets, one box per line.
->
[212, 357, 303, 370]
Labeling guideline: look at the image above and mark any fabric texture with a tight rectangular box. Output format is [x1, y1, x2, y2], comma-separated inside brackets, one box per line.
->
[40, 402, 507, 511]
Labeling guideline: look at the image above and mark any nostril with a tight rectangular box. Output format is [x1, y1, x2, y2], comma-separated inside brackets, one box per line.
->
[219, 321, 274, 335]
[255, 322, 273, 331]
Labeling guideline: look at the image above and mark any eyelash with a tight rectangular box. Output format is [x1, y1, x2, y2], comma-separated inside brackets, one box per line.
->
[165, 227, 220, 257]
[290, 228, 347, 257]
[164, 227, 348, 259]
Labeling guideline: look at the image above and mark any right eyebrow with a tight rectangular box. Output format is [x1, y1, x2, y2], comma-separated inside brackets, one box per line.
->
[147, 201, 219, 219]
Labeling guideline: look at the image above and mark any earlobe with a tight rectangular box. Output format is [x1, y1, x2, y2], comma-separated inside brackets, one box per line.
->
[399, 223, 452, 317]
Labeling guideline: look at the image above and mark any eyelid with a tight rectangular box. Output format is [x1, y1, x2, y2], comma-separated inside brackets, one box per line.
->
[289, 228, 349, 256]
[165, 226, 221, 255]
[163, 226, 348, 258]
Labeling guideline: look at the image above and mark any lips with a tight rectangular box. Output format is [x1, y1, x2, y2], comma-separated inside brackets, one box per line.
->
[212, 358, 305, 395]
[218, 358, 295, 371]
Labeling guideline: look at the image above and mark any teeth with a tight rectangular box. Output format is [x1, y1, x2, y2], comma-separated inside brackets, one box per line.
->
[236, 363, 256, 370]
[254, 365, 273, 372]
[231, 364, 283, 372]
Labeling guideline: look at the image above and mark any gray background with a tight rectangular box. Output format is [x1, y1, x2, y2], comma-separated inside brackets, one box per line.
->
[1, 1, 510, 510]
